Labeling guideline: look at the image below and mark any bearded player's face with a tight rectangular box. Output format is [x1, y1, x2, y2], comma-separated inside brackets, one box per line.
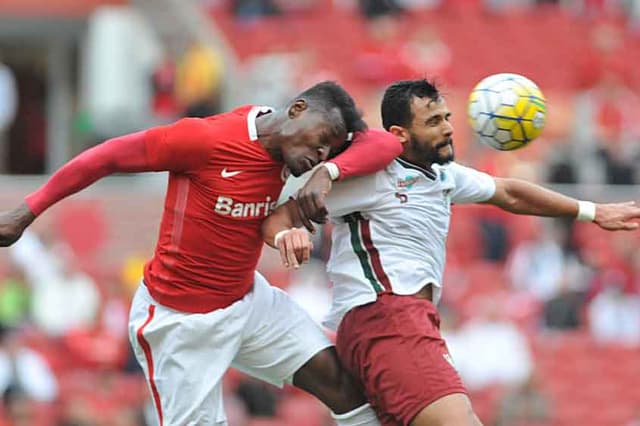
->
[280, 110, 346, 177]
[406, 96, 455, 166]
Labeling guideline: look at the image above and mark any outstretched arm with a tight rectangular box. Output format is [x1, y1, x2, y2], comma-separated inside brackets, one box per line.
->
[0, 117, 216, 247]
[25, 131, 151, 217]
[0, 131, 151, 247]
[296, 129, 401, 230]
[487, 178, 640, 230]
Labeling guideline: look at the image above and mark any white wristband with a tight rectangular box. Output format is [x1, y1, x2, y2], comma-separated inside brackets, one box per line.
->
[273, 229, 291, 247]
[323, 162, 340, 181]
[576, 200, 596, 222]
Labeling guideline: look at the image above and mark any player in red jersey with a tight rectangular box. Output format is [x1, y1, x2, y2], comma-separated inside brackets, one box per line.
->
[0, 82, 402, 425]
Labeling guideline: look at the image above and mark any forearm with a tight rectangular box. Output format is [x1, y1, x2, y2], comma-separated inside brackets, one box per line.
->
[262, 200, 301, 248]
[25, 131, 151, 216]
[489, 178, 640, 231]
[329, 129, 401, 180]
[488, 178, 579, 218]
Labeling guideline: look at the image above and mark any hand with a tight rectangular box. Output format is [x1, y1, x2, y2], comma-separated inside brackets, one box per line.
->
[275, 228, 313, 269]
[297, 165, 332, 233]
[0, 203, 36, 247]
[594, 201, 640, 231]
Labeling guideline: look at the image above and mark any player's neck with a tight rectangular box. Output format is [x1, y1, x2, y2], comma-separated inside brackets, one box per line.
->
[400, 150, 434, 172]
[255, 112, 285, 161]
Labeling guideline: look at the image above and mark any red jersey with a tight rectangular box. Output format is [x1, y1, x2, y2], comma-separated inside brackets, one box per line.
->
[143, 106, 285, 313]
[25, 105, 403, 314]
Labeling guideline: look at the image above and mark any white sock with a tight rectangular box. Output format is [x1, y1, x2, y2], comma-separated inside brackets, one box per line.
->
[332, 403, 381, 426]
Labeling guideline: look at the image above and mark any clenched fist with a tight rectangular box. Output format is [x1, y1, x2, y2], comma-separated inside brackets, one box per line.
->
[296, 166, 332, 233]
[275, 228, 313, 269]
[0, 203, 35, 247]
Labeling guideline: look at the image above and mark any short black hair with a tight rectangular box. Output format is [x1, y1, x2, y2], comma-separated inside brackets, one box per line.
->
[381, 79, 441, 130]
[296, 81, 368, 137]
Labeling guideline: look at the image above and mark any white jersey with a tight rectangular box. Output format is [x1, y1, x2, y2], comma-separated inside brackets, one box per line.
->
[322, 159, 496, 329]
[280, 159, 496, 330]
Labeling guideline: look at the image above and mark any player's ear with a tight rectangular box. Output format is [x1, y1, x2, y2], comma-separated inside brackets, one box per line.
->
[388, 126, 410, 145]
[288, 99, 308, 118]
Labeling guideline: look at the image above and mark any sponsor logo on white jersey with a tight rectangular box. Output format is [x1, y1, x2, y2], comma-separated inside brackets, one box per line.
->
[397, 175, 419, 189]
[221, 168, 243, 178]
[214, 195, 277, 218]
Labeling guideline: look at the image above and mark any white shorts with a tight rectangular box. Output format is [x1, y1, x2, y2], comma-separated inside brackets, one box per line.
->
[128, 272, 332, 426]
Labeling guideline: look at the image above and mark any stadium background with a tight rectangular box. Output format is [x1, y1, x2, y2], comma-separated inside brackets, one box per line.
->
[0, 0, 640, 425]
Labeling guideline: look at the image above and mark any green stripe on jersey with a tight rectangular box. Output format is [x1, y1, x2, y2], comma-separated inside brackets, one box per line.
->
[347, 220, 384, 293]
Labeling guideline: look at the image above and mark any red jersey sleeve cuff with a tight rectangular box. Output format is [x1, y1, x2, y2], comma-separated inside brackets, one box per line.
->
[24, 194, 42, 217]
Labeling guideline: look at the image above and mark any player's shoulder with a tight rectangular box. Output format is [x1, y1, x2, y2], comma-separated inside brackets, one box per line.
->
[429, 162, 480, 186]
[181, 105, 257, 145]
[202, 105, 253, 125]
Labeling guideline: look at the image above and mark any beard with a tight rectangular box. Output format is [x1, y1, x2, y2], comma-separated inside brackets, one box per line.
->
[432, 139, 455, 165]
[409, 134, 455, 166]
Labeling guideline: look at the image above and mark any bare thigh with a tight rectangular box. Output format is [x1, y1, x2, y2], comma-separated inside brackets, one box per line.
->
[410, 393, 483, 426]
[292, 346, 368, 414]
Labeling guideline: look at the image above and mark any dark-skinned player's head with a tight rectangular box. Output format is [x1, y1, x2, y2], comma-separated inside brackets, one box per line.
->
[276, 81, 366, 176]
[381, 79, 454, 167]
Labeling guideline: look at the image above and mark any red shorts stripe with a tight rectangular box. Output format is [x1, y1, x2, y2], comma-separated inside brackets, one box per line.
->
[336, 294, 467, 426]
[136, 304, 163, 426]
[360, 219, 392, 292]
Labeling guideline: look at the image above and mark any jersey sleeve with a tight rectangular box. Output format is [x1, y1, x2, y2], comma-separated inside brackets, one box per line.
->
[448, 162, 496, 204]
[329, 129, 402, 180]
[277, 173, 307, 206]
[25, 130, 151, 217]
[144, 118, 218, 172]
[325, 174, 381, 218]
[277, 167, 381, 217]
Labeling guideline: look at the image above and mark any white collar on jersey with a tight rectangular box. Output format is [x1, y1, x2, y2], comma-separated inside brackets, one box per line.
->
[395, 157, 437, 180]
[247, 106, 274, 141]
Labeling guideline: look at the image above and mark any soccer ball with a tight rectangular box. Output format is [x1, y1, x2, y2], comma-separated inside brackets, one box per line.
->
[467, 73, 546, 151]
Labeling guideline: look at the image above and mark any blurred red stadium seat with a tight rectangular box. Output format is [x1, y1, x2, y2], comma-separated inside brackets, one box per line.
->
[54, 202, 108, 258]
[532, 330, 640, 425]
[210, 5, 640, 92]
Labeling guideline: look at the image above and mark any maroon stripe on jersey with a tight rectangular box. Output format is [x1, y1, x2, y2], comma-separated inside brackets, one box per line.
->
[359, 219, 392, 292]
[171, 176, 190, 247]
[136, 305, 163, 426]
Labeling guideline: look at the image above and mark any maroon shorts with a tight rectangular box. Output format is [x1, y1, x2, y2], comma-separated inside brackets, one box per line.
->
[336, 293, 467, 426]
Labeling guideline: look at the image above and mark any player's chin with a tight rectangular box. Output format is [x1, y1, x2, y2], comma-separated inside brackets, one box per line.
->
[293, 159, 314, 177]
[436, 146, 454, 165]
[289, 164, 305, 177]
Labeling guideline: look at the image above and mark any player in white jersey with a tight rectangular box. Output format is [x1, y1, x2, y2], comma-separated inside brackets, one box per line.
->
[263, 79, 640, 426]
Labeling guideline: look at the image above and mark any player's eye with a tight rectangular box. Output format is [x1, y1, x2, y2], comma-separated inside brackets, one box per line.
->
[427, 117, 441, 126]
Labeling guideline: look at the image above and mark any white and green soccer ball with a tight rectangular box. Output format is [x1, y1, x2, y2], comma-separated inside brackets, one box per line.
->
[468, 73, 547, 151]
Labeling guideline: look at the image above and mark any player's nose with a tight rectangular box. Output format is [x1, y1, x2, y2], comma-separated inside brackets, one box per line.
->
[442, 120, 454, 136]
